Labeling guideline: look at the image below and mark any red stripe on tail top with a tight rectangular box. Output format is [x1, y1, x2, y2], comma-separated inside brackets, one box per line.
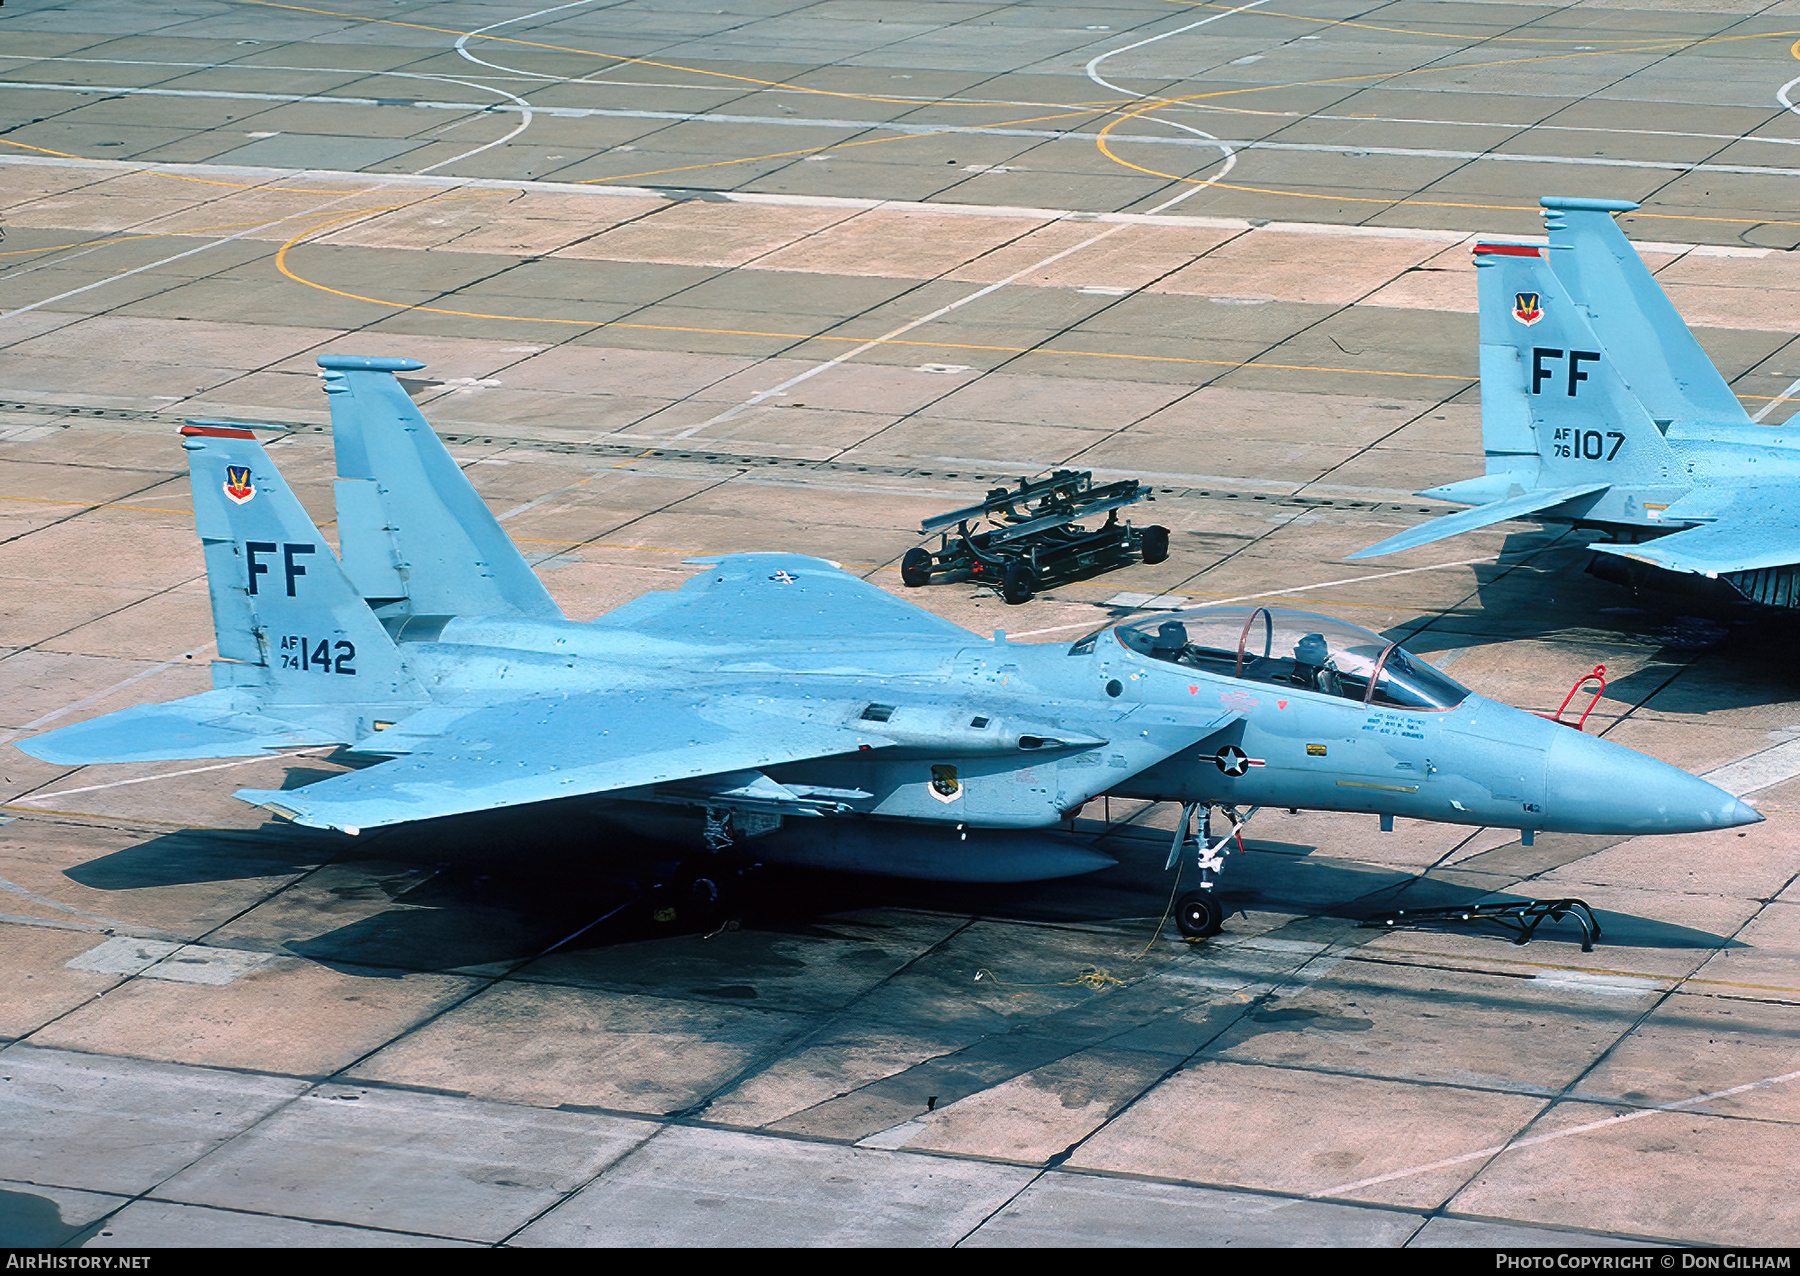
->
[179, 425, 258, 439]
[1473, 243, 1543, 258]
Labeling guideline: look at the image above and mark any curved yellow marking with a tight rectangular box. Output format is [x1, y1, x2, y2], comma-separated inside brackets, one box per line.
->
[270, 212, 1471, 384]
[0, 188, 505, 264]
[230, 0, 1077, 110]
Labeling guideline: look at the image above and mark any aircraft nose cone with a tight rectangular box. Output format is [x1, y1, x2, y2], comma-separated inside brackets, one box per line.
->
[1543, 727, 1763, 834]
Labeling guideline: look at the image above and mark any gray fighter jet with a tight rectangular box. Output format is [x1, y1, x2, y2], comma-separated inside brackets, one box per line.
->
[17, 357, 1759, 938]
[1349, 195, 1800, 609]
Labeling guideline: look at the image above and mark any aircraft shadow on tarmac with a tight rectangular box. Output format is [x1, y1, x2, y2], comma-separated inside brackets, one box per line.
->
[0, 1188, 104, 1248]
[62, 793, 1740, 976]
[1370, 531, 1797, 714]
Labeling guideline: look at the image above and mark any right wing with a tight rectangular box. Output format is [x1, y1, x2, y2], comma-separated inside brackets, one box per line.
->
[234, 689, 894, 833]
[1589, 486, 1800, 577]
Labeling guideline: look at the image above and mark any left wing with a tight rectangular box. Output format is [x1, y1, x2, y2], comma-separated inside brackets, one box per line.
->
[234, 689, 893, 833]
[591, 553, 972, 645]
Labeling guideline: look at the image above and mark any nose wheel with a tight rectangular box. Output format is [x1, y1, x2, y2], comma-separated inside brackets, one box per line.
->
[1164, 802, 1258, 941]
[1175, 890, 1224, 938]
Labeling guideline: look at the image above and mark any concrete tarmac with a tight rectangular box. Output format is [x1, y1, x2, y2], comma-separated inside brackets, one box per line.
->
[2, 0, 1799, 1250]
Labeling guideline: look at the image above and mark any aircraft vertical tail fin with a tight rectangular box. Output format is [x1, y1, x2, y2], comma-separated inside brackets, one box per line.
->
[321, 355, 563, 621]
[18, 426, 432, 765]
[184, 423, 428, 713]
[1351, 200, 1699, 562]
[1538, 195, 1751, 431]
[1464, 235, 1677, 492]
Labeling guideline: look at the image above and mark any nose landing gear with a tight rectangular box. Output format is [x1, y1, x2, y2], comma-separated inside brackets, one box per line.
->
[1166, 802, 1259, 939]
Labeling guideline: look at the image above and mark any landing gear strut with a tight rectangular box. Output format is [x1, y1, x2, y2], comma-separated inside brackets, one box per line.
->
[1166, 802, 1259, 939]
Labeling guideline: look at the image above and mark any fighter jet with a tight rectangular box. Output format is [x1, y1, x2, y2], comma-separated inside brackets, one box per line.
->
[1349, 195, 1800, 608]
[17, 356, 1759, 938]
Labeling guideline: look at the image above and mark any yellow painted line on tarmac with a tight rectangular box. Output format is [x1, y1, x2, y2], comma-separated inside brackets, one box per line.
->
[0, 804, 240, 830]
[0, 495, 192, 516]
[1090, 25, 1800, 231]
[230, 0, 1109, 112]
[0, 136, 430, 196]
[269, 214, 1474, 385]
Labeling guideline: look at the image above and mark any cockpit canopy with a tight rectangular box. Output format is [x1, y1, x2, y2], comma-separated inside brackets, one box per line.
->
[1092, 606, 1470, 710]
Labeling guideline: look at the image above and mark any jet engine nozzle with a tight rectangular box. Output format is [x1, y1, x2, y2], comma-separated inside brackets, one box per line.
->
[1542, 727, 1761, 835]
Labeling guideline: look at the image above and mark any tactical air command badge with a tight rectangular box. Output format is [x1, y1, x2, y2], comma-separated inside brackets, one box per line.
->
[1512, 292, 1544, 326]
[223, 465, 256, 505]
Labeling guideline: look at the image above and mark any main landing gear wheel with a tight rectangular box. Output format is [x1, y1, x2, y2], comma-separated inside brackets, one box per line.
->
[1140, 524, 1171, 565]
[651, 863, 732, 927]
[1001, 561, 1037, 605]
[900, 547, 933, 588]
[1175, 890, 1224, 939]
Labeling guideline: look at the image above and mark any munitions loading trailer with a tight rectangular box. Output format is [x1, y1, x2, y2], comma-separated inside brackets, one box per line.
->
[902, 470, 1169, 604]
[1360, 898, 1602, 951]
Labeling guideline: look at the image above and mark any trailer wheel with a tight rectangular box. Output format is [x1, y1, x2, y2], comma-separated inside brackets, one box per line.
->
[1000, 561, 1037, 605]
[1141, 525, 1171, 565]
[900, 547, 933, 587]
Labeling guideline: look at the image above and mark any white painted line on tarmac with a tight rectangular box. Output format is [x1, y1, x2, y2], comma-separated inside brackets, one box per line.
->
[0, 177, 421, 321]
[683, 28, 1249, 435]
[1, 153, 1755, 260]
[13, 80, 1800, 180]
[1302, 1065, 1800, 1203]
[1700, 738, 1800, 797]
[13, 751, 321, 804]
[0, 643, 214, 747]
[409, 75, 536, 175]
[1085, 0, 1274, 97]
[453, 0, 605, 80]
[17, 52, 1800, 157]
[679, 214, 1173, 433]
[0, 873, 140, 930]
[1750, 374, 1800, 424]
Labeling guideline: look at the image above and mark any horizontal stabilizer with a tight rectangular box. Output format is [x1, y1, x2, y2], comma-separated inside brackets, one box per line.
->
[19, 689, 337, 765]
[1416, 471, 1536, 507]
[1347, 482, 1610, 560]
[235, 690, 896, 833]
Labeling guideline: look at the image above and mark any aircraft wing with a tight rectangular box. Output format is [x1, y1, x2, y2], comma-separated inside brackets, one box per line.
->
[590, 553, 972, 644]
[1346, 482, 1610, 560]
[233, 690, 895, 833]
[1589, 489, 1800, 577]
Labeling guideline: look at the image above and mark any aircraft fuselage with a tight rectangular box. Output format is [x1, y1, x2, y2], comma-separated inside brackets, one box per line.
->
[369, 612, 1753, 840]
